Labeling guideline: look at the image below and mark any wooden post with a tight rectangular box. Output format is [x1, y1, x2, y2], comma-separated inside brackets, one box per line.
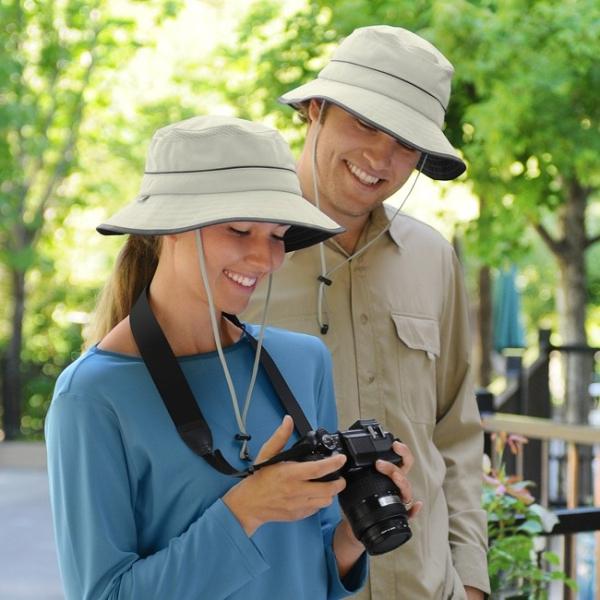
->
[594, 448, 600, 600]
[567, 442, 580, 508]
[541, 439, 549, 507]
[565, 442, 579, 600]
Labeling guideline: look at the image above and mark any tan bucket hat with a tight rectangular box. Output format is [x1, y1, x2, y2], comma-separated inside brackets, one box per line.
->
[280, 25, 466, 181]
[97, 116, 343, 251]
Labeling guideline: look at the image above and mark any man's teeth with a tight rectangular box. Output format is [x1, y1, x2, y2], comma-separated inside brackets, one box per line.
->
[225, 270, 257, 287]
[347, 162, 380, 185]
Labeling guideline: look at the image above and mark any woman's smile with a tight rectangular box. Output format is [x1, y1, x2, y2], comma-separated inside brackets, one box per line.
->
[223, 269, 258, 290]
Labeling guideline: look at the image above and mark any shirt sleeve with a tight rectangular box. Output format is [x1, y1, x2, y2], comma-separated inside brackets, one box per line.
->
[312, 342, 368, 599]
[433, 251, 491, 595]
[45, 392, 269, 600]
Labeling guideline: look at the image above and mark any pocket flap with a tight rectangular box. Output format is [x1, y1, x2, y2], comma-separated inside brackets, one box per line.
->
[391, 313, 440, 357]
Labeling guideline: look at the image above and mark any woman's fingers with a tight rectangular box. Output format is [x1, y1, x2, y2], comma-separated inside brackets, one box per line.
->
[286, 453, 347, 482]
[392, 440, 414, 473]
[408, 500, 424, 518]
[375, 457, 422, 519]
[254, 415, 294, 462]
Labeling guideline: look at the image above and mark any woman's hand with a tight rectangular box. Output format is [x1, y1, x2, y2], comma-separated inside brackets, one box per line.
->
[333, 440, 422, 575]
[223, 415, 348, 536]
[375, 440, 423, 518]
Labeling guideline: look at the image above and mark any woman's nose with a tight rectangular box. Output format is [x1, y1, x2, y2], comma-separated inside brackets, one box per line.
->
[247, 237, 279, 272]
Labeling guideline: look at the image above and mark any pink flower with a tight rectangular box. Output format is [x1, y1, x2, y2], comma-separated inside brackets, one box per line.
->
[507, 434, 528, 455]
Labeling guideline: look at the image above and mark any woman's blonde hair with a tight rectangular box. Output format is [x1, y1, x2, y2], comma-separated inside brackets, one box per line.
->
[85, 235, 162, 346]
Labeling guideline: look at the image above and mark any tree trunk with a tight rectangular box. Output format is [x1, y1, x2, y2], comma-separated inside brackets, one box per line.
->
[3, 267, 26, 439]
[556, 182, 592, 426]
[555, 182, 593, 504]
[478, 265, 493, 387]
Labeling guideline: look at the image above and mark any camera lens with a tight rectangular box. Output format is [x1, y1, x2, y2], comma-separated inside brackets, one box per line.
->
[339, 468, 412, 555]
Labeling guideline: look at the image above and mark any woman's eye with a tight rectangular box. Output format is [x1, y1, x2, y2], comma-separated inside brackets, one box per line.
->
[272, 233, 286, 242]
[229, 227, 249, 236]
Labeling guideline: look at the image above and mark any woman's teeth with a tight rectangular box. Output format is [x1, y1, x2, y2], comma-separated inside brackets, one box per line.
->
[347, 161, 380, 185]
[224, 270, 257, 288]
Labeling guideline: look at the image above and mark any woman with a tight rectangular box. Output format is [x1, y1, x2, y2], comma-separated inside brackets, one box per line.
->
[45, 116, 419, 600]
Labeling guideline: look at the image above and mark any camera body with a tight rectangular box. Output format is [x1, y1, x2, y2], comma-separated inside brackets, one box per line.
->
[292, 419, 412, 555]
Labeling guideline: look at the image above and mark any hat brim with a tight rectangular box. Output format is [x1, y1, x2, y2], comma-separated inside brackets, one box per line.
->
[280, 79, 466, 181]
[97, 190, 344, 252]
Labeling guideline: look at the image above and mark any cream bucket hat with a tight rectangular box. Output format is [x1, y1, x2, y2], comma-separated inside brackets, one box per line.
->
[97, 116, 343, 251]
[279, 25, 466, 181]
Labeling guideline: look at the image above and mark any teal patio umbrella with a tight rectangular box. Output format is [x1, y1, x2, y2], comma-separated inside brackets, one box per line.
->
[493, 266, 526, 352]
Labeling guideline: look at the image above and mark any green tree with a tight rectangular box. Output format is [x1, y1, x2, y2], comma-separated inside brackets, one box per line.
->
[210, 0, 600, 420]
[0, 0, 181, 439]
[433, 0, 600, 423]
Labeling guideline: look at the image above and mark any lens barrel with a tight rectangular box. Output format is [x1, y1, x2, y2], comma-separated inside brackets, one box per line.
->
[339, 468, 412, 555]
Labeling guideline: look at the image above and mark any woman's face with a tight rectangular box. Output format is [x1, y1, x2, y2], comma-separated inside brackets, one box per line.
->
[170, 221, 289, 315]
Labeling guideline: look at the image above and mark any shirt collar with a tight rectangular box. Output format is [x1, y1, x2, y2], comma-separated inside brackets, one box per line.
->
[376, 203, 405, 251]
[286, 202, 405, 259]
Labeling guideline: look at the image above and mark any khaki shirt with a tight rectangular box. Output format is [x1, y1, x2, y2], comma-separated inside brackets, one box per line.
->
[244, 205, 490, 599]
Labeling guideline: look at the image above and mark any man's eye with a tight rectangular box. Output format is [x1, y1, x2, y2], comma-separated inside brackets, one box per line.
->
[356, 118, 377, 132]
[397, 140, 417, 153]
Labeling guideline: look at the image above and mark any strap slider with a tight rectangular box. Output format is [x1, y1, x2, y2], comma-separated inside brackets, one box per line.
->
[317, 275, 332, 286]
[235, 433, 252, 441]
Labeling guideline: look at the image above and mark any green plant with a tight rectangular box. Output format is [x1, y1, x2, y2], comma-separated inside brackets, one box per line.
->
[483, 432, 578, 598]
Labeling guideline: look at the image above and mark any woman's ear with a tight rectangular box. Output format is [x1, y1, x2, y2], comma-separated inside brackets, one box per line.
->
[308, 98, 325, 123]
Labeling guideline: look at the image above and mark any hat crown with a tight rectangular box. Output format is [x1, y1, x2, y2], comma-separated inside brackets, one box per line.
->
[145, 115, 297, 174]
[331, 25, 454, 109]
[97, 114, 343, 250]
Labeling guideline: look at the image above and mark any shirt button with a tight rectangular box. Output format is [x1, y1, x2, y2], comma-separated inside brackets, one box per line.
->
[367, 374, 375, 384]
[360, 314, 368, 324]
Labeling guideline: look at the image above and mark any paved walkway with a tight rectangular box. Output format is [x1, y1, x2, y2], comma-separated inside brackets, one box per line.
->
[0, 468, 64, 599]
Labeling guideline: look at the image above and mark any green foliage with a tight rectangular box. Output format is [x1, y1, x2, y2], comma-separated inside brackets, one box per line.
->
[0, 0, 183, 437]
[207, 0, 600, 405]
[209, 0, 599, 262]
[3, 0, 599, 436]
[432, 0, 600, 266]
[483, 433, 577, 597]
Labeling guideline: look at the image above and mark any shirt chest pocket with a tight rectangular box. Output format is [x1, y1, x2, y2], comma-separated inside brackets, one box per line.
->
[391, 313, 440, 425]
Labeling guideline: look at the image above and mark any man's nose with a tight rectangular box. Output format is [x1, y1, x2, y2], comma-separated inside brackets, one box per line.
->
[363, 131, 397, 169]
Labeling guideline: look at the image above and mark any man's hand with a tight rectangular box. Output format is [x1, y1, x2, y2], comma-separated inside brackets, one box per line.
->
[465, 585, 484, 600]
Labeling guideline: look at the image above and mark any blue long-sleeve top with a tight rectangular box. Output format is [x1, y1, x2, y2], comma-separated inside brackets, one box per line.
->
[45, 324, 367, 600]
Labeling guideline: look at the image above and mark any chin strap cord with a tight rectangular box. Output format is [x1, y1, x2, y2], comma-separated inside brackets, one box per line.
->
[195, 230, 272, 461]
[309, 109, 428, 335]
[129, 284, 313, 478]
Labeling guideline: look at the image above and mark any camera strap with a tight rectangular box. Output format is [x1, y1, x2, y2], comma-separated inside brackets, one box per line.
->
[129, 286, 313, 477]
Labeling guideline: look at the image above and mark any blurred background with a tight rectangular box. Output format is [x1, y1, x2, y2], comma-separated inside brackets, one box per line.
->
[0, 0, 599, 598]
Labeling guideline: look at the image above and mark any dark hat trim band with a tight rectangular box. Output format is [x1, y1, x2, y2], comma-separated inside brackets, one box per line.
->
[330, 59, 447, 111]
[145, 165, 296, 175]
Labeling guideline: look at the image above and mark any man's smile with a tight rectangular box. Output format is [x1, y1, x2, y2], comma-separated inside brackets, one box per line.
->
[345, 160, 383, 186]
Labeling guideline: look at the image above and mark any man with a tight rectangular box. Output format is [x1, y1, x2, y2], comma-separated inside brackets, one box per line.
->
[245, 26, 489, 599]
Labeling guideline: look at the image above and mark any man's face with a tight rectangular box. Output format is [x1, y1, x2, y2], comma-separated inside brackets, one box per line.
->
[305, 101, 421, 223]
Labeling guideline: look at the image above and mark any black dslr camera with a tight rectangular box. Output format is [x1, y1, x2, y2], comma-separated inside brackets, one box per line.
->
[291, 419, 411, 555]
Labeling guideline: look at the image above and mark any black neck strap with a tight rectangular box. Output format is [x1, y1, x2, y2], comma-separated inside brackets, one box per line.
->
[129, 287, 313, 477]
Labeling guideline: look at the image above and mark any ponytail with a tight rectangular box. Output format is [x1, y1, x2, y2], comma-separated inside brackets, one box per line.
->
[85, 235, 162, 346]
